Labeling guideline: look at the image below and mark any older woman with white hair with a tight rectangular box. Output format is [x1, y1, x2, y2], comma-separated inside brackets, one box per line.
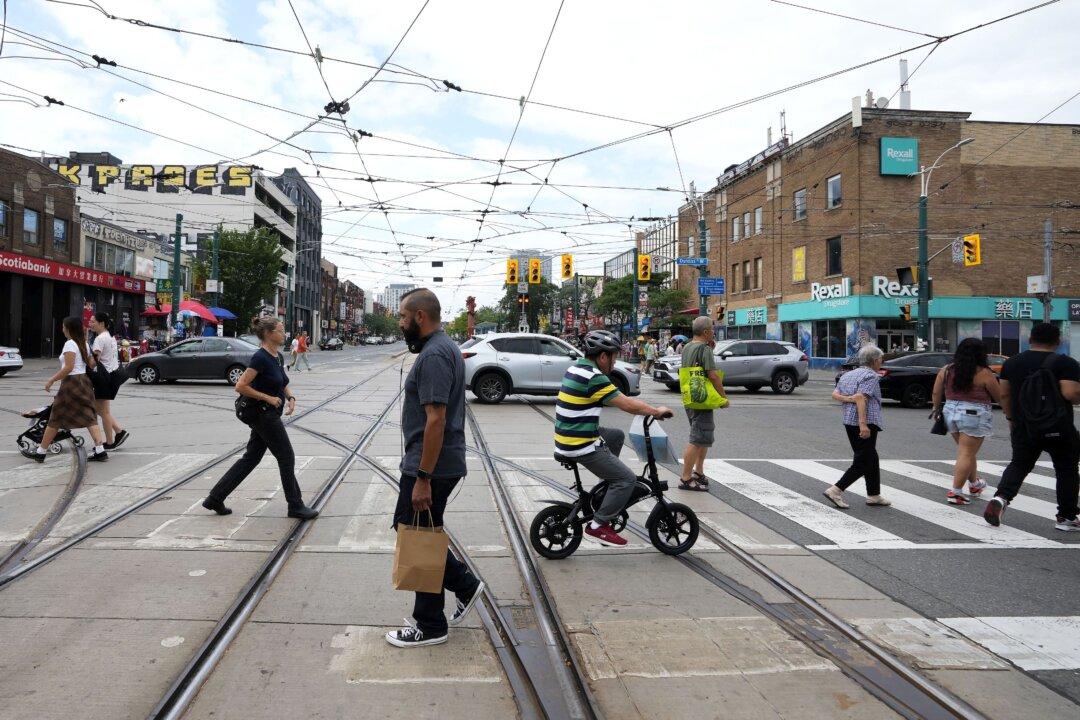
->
[825, 344, 891, 509]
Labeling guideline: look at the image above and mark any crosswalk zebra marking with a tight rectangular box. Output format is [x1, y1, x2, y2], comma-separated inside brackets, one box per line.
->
[939, 460, 1056, 491]
[702, 460, 914, 549]
[938, 616, 1080, 671]
[772, 460, 1064, 549]
[880, 461, 1060, 520]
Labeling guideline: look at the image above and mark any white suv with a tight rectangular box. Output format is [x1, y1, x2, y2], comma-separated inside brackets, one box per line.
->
[0, 345, 23, 376]
[462, 333, 641, 404]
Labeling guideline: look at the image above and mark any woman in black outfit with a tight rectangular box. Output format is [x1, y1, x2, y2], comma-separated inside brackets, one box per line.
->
[203, 317, 318, 520]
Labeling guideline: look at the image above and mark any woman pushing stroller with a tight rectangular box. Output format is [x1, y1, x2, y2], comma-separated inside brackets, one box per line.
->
[22, 316, 110, 462]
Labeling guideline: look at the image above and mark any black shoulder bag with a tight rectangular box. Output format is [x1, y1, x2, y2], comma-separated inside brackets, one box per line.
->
[235, 395, 272, 425]
[929, 366, 949, 435]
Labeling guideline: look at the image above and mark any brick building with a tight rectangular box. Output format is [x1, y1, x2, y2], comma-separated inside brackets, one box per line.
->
[320, 258, 339, 335]
[678, 107, 1079, 367]
[1, 148, 146, 357]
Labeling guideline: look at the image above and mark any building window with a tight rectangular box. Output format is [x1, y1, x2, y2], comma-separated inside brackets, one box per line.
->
[52, 218, 68, 252]
[0, 199, 8, 237]
[754, 207, 763, 235]
[23, 208, 40, 245]
[743, 211, 751, 238]
[731, 263, 739, 292]
[981, 320, 1021, 356]
[813, 319, 846, 358]
[742, 260, 751, 293]
[753, 257, 763, 290]
[732, 216, 741, 243]
[793, 188, 807, 221]
[826, 236, 842, 276]
[792, 246, 806, 282]
[826, 174, 842, 209]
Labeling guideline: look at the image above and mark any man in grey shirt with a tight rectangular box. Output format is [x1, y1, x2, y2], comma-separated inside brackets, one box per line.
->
[680, 316, 727, 491]
[386, 288, 484, 649]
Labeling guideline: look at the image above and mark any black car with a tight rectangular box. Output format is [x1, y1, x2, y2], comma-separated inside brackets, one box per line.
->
[834, 351, 953, 408]
[126, 337, 259, 385]
[319, 336, 344, 350]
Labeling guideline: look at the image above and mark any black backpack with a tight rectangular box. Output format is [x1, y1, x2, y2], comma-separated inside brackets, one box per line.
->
[1017, 353, 1073, 440]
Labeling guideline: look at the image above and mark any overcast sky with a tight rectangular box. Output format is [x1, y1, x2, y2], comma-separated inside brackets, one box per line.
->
[2, 0, 1077, 316]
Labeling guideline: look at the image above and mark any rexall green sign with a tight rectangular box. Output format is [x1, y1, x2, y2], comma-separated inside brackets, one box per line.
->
[880, 137, 918, 175]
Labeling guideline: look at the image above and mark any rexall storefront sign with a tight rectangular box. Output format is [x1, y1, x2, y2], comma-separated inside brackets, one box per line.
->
[880, 137, 918, 175]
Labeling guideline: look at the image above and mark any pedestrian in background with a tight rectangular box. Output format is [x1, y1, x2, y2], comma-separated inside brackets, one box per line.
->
[931, 338, 1001, 505]
[642, 336, 656, 375]
[287, 333, 300, 370]
[826, 344, 891, 508]
[89, 312, 130, 451]
[23, 316, 109, 463]
[985, 323, 1080, 530]
[386, 288, 483, 648]
[294, 331, 312, 372]
[203, 317, 318, 520]
[679, 316, 726, 491]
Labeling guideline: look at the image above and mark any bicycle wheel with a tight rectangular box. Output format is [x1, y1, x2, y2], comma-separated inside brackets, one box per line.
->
[648, 503, 699, 556]
[530, 505, 582, 559]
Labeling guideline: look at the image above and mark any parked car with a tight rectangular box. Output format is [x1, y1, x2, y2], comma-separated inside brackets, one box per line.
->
[835, 351, 953, 408]
[462, 333, 641, 404]
[126, 337, 259, 386]
[652, 340, 809, 394]
[0, 345, 23, 376]
[319, 336, 344, 350]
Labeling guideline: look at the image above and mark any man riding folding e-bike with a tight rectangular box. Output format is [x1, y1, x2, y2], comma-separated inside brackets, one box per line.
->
[554, 329, 673, 546]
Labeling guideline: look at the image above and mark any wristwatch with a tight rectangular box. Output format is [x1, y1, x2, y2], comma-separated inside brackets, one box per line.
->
[416, 468, 432, 480]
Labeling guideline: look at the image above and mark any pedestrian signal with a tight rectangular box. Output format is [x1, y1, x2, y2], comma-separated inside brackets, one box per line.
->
[896, 265, 918, 286]
[561, 254, 574, 280]
[899, 304, 912, 322]
[517, 292, 529, 305]
[637, 254, 652, 282]
[505, 258, 519, 285]
[962, 234, 981, 267]
[528, 258, 542, 284]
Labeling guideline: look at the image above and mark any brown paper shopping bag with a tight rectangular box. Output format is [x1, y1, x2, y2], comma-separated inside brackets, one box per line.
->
[392, 513, 450, 594]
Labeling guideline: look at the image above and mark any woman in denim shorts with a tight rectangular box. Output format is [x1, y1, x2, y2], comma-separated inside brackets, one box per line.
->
[931, 339, 1002, 505]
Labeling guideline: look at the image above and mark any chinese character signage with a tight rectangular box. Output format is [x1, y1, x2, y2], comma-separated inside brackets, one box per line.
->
[0, 251, 143, 294]
[880, 137, 919, 175]
[994, 299, 1033, 319]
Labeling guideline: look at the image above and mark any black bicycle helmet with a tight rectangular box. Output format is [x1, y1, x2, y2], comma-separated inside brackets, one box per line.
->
[582, 329, 621, 356]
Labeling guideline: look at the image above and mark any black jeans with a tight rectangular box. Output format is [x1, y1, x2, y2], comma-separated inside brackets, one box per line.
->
[393, 474, 480, 636]
[209, 410, 303, 508]
[836, 424, 881, 495]
[996, 424, 1080, 520]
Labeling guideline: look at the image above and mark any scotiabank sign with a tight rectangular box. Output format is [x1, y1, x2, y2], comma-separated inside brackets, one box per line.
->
[0, 251, 144, 294]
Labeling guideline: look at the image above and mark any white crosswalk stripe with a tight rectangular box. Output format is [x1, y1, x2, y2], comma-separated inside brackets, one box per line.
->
[698, 459, 1075, 551]
[939, 460, 1056, 491]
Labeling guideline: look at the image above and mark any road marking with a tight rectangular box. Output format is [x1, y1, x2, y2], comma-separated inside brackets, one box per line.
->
[778, 460, 1063, 548]
[939, 460, 1056, 491]
[99, 453, 216, 489]
[939, 616, 1080, 670]
[852, 618, 1007, 669]
[702, 460, 914, 549]
[0, 463, 72, 490]
[881, 460, 1059, 520]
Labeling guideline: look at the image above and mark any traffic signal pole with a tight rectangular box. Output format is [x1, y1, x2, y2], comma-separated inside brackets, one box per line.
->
[171, 213, 182, 341]
[917, 191, 929, 344]
[631, 248, 639, 345]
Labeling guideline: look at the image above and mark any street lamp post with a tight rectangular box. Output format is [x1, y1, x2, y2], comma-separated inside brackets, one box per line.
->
[915, 137, 973, 346]
[688, 182, 709, 316]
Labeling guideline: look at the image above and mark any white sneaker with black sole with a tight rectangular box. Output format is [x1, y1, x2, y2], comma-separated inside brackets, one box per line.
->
[385, 619, 447, 648]
[448, 580, 485, 627]
[1054, 517, 1080, 532]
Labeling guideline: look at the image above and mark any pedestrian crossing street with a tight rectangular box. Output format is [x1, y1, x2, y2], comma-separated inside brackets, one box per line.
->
[703, 458, 1077, 551]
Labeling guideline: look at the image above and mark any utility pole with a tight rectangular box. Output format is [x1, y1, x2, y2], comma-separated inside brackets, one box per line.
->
[211, 226, 221, 337]
[170, 213, 182, 341]
[286, 262, 295, 338]
[573, 273, 579, 334]
[689, 182, 708, 316]
[631, 247, 639, 349]
[1043, 218, 1053, 322]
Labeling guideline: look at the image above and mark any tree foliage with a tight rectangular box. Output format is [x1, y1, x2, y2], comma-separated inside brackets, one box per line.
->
[498, 281, 560, 332]
[362, 312, 399, 337]
[593, 272, 685, 333]
[214, 228, 284, 332]
[446, 305, 507, 337]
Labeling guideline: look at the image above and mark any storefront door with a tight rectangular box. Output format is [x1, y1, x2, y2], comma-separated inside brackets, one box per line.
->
[878, 329, 915, 353]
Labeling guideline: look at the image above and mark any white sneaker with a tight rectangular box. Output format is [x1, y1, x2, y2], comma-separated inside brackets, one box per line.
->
[967, 478, 987, 496]
[385, 619, 447, 648]
[1054, 517, 1080, 532]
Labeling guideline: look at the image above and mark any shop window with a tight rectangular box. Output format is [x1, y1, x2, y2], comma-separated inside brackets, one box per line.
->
[793, 188, 807, 221]
[813, 319, 846, 358]
[754, 206, 763, 235]
[23, 208, 40, 245]
[52, 218, 68, 252]
[931, 320, 957, 353]
[753, 257, 763, 290]
[742, 260, 751, 293]
[732, 216, 741, 243]
[982, 320, 1020, 356]
[827, 174, 842, 208]
[0, 199, 8, 237]
[826, 236, 842, 276]
[792, 246, 806, 282]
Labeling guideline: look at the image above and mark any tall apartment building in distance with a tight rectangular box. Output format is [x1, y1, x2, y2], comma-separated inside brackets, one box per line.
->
[378, 283, 417, 315]
[274, 168, 322, 339]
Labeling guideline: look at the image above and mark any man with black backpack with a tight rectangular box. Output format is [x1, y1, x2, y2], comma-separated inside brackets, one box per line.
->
[985, 323, 1080, 530]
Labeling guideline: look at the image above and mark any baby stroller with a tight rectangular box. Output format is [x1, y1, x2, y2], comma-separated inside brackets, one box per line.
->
[17, 405, 84, 455]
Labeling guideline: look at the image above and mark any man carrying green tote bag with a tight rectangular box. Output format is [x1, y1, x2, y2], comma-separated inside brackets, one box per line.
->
[678, 316, 728, 491]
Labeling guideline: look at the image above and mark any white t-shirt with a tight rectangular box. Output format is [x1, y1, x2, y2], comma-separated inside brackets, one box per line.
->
[290, 339, 300, 352]
[61, 339, 93, 375]
[92, 331, 119, 372]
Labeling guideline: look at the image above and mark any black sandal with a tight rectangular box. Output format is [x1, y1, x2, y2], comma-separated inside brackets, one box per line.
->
[691, 471, 710, 488]
[678, 479, 708, 492]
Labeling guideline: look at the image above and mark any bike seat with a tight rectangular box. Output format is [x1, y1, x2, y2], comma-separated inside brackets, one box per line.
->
[553, 452, 578, 470]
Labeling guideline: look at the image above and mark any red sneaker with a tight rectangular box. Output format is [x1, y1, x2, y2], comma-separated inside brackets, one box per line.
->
[584, 522, 628, 546]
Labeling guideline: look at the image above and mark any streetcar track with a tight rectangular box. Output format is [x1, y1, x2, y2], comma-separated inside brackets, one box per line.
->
[147, 388, 404, 720]
[510, 398, 987, 720]
[0, 361, 400, 590]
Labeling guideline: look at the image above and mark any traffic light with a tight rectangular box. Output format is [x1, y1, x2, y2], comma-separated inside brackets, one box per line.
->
[715, 306, 725, 322]
[896, 265, 918, 286]
[637, 254, 652, 282]
[517, 292, 529, 305]
[528, 258, 542, 284]
[962, 234, 981, 267]
[899, 304, 912, 322]
[561, 254, 574, 280]
[505, 258, 519, 285]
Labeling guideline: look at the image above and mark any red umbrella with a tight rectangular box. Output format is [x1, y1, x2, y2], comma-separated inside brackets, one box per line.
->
[142, 300, 218, 323]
